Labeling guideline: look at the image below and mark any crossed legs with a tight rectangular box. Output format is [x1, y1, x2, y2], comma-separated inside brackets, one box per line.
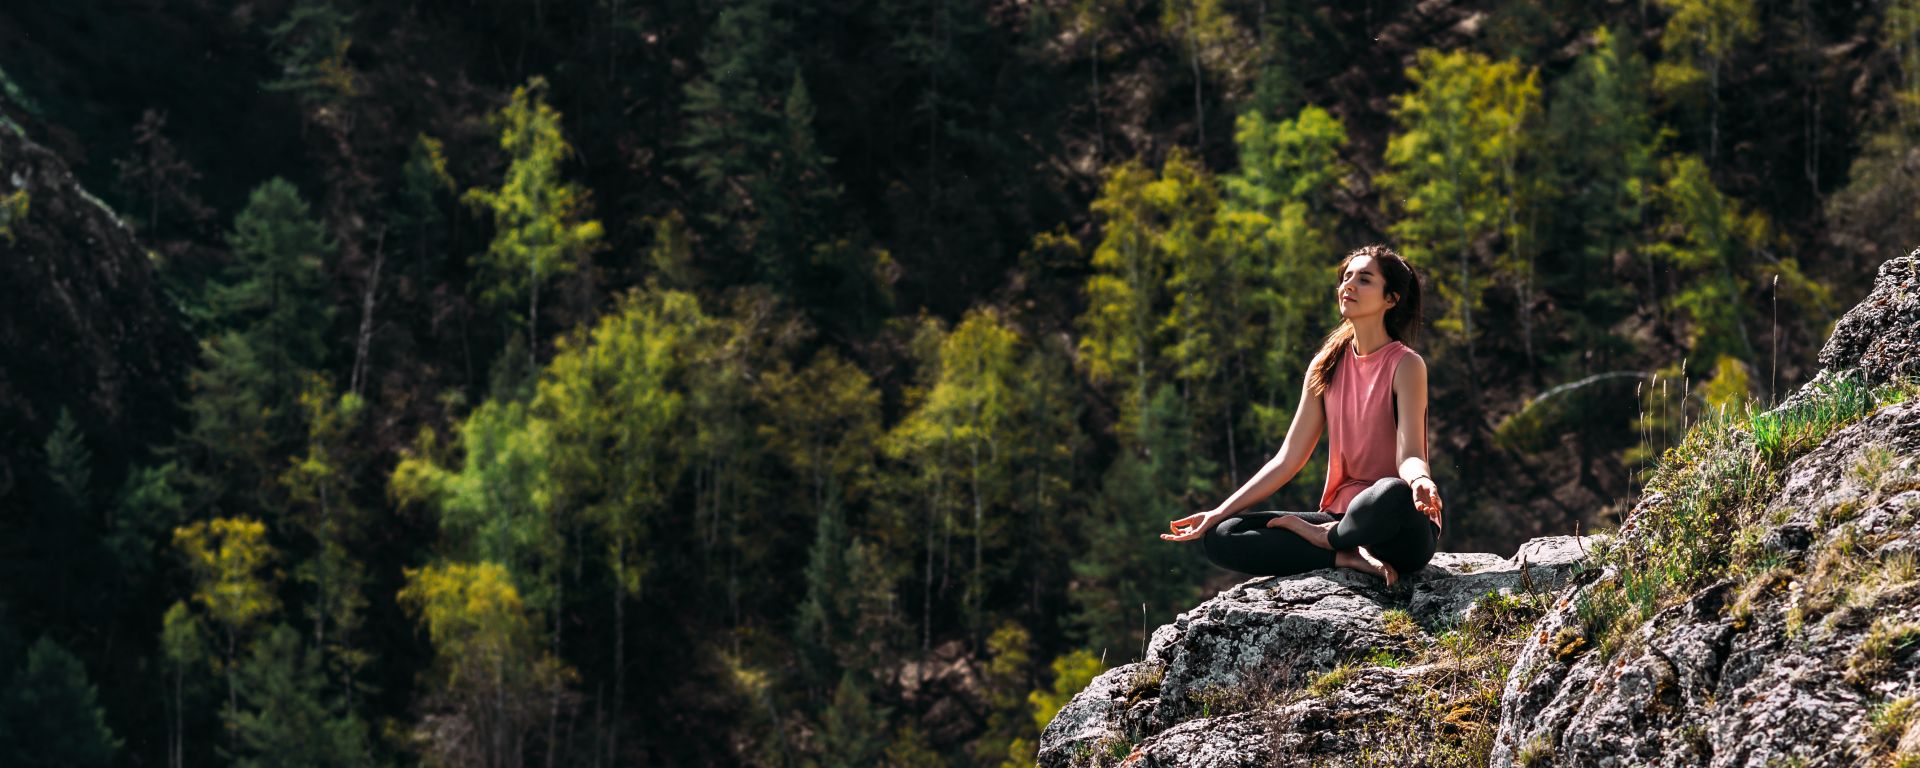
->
[1202, 478, 1438, 584]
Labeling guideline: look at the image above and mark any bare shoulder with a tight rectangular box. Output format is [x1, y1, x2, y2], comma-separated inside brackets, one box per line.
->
[1392, 349, 1428, 387]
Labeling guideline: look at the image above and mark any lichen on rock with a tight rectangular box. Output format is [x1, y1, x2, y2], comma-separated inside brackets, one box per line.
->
[1041, 250, 1920, 768]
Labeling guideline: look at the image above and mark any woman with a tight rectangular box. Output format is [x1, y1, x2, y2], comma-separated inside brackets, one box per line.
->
[1160, 244, 1444, 586]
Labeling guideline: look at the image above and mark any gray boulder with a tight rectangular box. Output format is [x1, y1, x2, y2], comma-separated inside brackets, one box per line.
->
[1037, 534, 1601, 768]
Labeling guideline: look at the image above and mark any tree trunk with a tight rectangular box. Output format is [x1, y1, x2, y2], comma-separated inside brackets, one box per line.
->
[529, 258, 541, 370]
[350, 229, 387, 397]
[1185, 4, 1205, 150]
[610, 586, 626, 766]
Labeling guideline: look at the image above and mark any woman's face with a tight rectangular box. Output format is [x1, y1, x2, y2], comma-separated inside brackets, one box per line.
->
[1337, 255, 1397, 320]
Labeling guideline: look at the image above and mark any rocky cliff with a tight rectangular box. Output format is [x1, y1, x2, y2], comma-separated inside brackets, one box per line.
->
[1040, 253, 1920, 767]
[0, 114, 192, 496]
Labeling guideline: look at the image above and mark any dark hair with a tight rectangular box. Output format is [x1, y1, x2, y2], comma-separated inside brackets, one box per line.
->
[1306, 244, 1423, 397]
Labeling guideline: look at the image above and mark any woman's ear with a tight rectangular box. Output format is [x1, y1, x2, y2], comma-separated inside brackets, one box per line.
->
[1385, 292, 1399, 308]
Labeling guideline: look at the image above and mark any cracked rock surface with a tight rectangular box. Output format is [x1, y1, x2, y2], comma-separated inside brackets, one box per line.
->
[1038, 536, 1598, 767]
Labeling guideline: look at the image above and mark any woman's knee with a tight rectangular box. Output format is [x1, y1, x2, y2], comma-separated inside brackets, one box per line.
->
[1371, 476, 1413, 505]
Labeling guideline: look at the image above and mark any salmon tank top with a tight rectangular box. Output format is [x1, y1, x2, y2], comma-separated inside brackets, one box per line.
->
[1317, 339, 1423, 515]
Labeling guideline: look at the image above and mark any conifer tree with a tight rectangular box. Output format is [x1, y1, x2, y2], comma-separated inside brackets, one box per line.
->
[1069, 385, 1206, 659]
[114, 109, 210, 236]
[811, 671, 888, 767]
[228, 625, 367, 768]
[212, 177, 336, 407]
[264, 0, 360, 107]
[680, 0, 791, 267]
[0, 637, 119, 767]
[1544, 26, 1660, 361]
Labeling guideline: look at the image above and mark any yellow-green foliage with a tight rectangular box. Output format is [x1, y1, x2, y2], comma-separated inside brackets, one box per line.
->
[1381, 608, 1421, 640]
[173, 517, 280, 635]
[0, 188, 26, 242]
[463, 76, 604, 313]
[1652, 0, 1758, 104]
[1379, 47, 1539, 345]
[397, 561, 573, 767]
[1028, 649, 1105, 734]
[1306, 662, 1359, 698]
[1848, 617, 1920, 685]
[1868, 697, 1920, 758]
[1581, 372, 1914, 658]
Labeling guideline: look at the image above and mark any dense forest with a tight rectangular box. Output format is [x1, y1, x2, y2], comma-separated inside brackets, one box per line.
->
[0, 0, 1909, 764]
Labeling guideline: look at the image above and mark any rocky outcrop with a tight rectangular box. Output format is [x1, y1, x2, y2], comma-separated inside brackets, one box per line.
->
[1039, 535, 1599, 767]
[1041, 250, 1920, 767]
[0, 116, 192, 494]
[1492, 402, 1920, 766]
[1489, 252, 1920, 767]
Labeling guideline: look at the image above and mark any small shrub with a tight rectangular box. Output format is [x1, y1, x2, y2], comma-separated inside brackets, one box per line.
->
[1847, 617, 1920, 685]
[1868, 697, 1919, 758]
[1380, 608, 1421, 640]
[1516, 733, 1555, 767]
[1306, 663, 1359, 698]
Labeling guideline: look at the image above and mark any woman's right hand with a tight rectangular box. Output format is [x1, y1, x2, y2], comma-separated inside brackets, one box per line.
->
[1162, 510, 1219, 542]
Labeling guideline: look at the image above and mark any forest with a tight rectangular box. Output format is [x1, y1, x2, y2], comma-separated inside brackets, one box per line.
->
[0, 0, 1909, 764]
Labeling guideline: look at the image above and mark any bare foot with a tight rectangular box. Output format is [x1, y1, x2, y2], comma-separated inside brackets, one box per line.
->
[1270, 516, 1338, 550]
[1335, 548, 1399, 587]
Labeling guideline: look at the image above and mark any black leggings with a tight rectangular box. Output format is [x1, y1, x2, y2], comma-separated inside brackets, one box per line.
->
[1202, 477, 1439, 577]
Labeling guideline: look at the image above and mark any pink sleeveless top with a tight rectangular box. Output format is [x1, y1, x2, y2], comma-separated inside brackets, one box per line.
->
[1318, 340, 1421, 515]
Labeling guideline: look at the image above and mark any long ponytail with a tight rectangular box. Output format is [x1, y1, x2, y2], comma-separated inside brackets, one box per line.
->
[1305, 245, 1423, 397]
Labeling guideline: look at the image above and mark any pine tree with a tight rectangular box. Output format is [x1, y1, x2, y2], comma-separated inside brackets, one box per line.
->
[679, 0, 791, 267]
[811, 672, 888, 768]
[264, 0, 360, 107]
[229, 625, 367, 768]
[1543, 26, 1660, 366]
[1069, 385, 1205, 659]
[43, 408, 89, 510]
[211, 177, 336, 408]
[0, 637, 120, 767]
[113, 109, 210, 236]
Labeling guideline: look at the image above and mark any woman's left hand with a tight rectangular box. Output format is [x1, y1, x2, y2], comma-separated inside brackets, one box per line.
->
[1412, 477, 1443, 530]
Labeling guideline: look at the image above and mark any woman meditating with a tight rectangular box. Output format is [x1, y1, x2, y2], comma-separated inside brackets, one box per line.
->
[1160, 244, 1444, 586]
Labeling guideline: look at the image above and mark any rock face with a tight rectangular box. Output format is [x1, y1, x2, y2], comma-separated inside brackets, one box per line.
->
[1488, 251, 1920, 767]
[0, 116, 192, 494]
[1038, 536, 1600, 767]
[1041, 249, 1920, 768]
[1816, 251, 1920, 388]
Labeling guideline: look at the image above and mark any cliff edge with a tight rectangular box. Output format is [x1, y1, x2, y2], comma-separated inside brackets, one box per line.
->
[1041, 253, 1920, 767]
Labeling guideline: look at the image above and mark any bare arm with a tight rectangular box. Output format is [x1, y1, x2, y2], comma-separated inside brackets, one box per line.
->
[1392, 353, 1444, 528]
[1163, 377, 1323, 541]
[1215, 377, 1325, 517]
